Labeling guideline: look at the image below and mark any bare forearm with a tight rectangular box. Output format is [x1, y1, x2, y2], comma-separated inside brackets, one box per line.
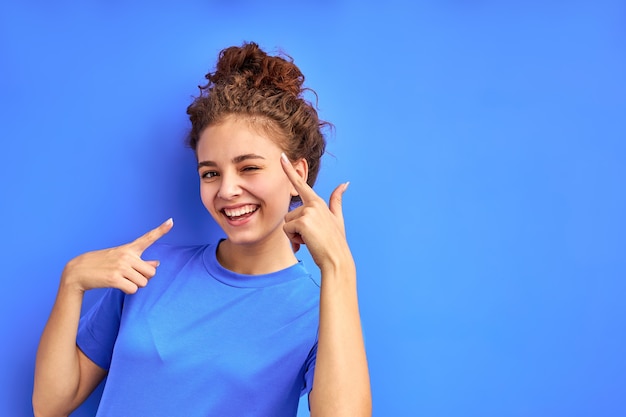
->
[33, 280, 88, 417]
[310, 255, 372, 417]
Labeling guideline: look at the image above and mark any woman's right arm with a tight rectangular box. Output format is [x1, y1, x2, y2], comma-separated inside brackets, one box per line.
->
[33, 277, 107, 417]
[32, 219, 173, 417]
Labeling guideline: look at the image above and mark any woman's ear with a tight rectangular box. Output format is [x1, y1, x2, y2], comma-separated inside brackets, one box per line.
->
[290, 158, 309, 197]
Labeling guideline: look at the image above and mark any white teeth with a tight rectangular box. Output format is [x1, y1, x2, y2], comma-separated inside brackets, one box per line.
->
[223, 205, 257, 217]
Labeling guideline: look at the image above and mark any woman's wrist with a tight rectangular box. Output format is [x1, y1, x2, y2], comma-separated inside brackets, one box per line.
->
[59, 263, 87, 296]
[319, 251, 357, 281]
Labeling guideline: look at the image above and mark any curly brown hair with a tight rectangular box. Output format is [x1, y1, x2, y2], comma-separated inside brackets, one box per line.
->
[186, 42, 330, 196]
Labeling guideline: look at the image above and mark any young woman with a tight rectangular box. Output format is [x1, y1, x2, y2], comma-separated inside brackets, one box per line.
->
[33, 42, 371, 417]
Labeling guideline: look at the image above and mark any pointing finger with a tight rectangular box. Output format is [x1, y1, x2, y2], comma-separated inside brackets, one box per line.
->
[280, 153, 317, 203]
[329, 182, 348, 231]
[130, 218, 174, 253]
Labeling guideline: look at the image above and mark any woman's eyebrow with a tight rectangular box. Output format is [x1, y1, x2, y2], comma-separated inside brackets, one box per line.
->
[232, 153, 265, 164]
[197, 160, 217, 169]
[197, 154, 265, 170]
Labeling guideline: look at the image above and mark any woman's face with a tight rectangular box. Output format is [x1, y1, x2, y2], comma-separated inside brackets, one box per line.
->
[196, 117, 303, 248]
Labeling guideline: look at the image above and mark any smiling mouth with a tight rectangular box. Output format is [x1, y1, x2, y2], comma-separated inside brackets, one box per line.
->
[222, 204, 259, 221]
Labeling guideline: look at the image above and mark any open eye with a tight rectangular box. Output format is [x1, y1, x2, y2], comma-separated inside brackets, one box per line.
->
[200, 170, 219, 180]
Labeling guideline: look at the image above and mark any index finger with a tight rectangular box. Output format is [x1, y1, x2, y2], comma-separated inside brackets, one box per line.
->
[130, 218, 174, 253]
[280, 153, 317, 203]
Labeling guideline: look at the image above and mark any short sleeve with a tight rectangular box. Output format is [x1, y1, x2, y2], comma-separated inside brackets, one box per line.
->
[76, 288, 125, 370]
[300, 339, 318, 397]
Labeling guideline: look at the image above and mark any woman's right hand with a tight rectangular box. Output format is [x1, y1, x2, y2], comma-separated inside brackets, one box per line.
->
[61, 218, 173, 294]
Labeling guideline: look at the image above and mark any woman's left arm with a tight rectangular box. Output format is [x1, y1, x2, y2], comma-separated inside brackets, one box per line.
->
[281, 154, 372, 417]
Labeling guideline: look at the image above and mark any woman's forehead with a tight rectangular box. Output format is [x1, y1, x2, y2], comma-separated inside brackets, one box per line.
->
[197, 120, 282, 160]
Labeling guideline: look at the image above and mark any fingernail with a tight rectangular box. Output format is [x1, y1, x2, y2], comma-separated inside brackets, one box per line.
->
[344, 181, 350, 191]
[280, 152, 289, 163]
[166, 218, 173, 226]
[155, 261, 161, 267]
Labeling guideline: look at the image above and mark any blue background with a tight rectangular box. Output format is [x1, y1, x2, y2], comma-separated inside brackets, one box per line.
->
[1, 1, 625, 416]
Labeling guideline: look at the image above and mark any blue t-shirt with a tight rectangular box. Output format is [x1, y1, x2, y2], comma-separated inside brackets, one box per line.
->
[77, 243, 320, 417]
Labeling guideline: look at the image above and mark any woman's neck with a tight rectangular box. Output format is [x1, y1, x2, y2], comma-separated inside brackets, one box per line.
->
[216, 236, 298, 275]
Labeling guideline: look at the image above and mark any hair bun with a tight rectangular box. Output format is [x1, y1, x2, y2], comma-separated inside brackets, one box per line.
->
[208, 42, 304, 97]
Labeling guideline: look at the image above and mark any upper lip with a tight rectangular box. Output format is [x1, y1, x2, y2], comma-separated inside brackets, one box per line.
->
[219, 203, 258, 211]
[220, 203, 259, 216]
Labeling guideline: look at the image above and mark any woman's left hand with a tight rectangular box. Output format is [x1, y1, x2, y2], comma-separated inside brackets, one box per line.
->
[280, 153, 352, 270]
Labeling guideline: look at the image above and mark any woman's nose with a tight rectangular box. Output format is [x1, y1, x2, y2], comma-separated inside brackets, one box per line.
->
[217, 174, 242, 200]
